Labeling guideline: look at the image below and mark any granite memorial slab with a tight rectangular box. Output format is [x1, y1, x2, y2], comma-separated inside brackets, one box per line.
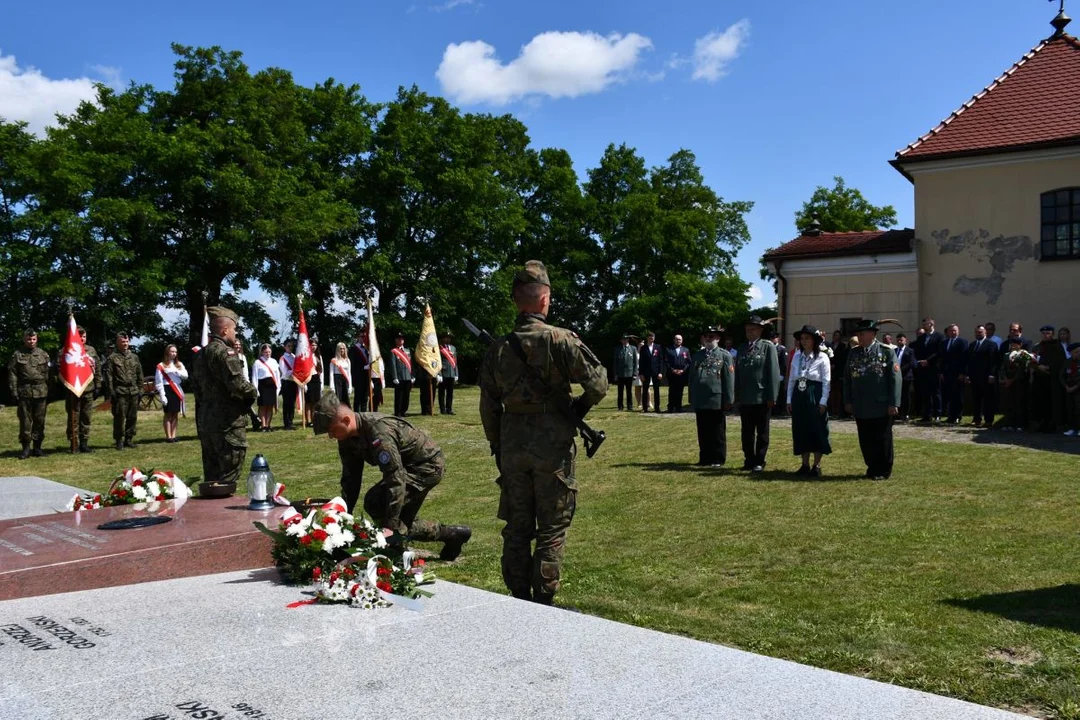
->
[0, 477, 95, 521]
[0, 498, 278, 601]
[0, 570, 1024, 720]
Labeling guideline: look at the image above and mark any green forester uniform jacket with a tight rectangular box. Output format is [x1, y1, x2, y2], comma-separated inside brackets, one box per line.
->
[689, 346, 735, 411]
[612, 343, 639, 379]
[842, 340, 902, 419]
[734, 338, 781, 406]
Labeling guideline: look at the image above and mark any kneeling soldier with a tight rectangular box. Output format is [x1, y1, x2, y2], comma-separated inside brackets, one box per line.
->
[312, 392, 471, 560]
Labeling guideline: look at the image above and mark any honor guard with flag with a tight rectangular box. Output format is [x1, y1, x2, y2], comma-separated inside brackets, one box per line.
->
[416, 304, 442, 416]
[388, 330, 414, 417]
[438, 332, 458, 414]
[843, 319, 903, 480]
[313, 391, 473, 560]
[9, 329, 51, 459]
[194, 306, 260, 492]
[292, 299, 316, 428]
[105, 332, 143, 450]
[479, 260, 609, 605]
[58, 319, 100, 454]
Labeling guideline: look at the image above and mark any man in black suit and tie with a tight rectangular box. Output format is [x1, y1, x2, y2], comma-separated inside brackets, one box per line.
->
[912, 317, 945, 422]
[966, 324, 998, 428]
[347, 328, 370, 412]
[639, 331, 663, 413]
[894, 333, 915, 421]
[939, 324, 969, 424]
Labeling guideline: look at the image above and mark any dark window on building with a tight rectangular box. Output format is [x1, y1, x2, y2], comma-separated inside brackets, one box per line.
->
[1040, 188, 1080, 260]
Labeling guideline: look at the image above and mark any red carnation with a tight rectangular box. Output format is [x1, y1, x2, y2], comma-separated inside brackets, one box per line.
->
[376, 581, 392, 593]
[311, 567, 322, 581]
[350, 584, 360, 597]
[415, 559, 425, 566]
[359, 531, 368, 540]
[311, 529, 329, 541]
[156, 495, 165, 501]
[323, 516, 337, 524]
[132, 479, 144, 487]
[329, 571, 340, 583]
[377, 567, 391, 577]
[300, 535, 313, 545]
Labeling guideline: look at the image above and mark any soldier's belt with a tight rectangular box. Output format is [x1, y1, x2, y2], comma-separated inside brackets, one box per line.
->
[502, 403, 555, 414]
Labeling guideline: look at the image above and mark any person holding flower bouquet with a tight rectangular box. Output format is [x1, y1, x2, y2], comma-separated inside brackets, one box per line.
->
[312, 392, 472, 561]
[999, 336, 1034, 431]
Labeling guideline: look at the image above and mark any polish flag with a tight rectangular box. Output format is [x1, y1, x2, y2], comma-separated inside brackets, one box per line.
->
[192, 308, 209, 353]
[59, 314, 95, 397]
[293, 304, 314, 386]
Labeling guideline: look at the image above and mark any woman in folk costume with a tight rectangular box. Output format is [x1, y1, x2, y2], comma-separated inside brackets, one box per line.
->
[155, 344, 188, 444]
[331, 342, 352, 404]
[303, 339, 324, 427]
[786, 326, 831, 476]
[252, 343, 281, 432]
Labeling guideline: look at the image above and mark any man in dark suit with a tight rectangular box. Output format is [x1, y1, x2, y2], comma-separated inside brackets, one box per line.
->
[664, 334, 692, 413]
[770, 335, 789, 417]
[911, 317, 945, 422]
[939, 324, 969, 424]
[639, 331, 663, 413]
[348, 328, 370, 412]
[965, 325, 998, 428]
[894, 333, 915, 421]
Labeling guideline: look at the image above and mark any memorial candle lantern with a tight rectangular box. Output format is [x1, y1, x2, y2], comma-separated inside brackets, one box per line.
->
[247, 454, 274, 510]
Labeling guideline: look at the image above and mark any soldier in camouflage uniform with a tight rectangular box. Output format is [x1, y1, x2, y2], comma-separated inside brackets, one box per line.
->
[8, 329, 51, 459]
[312, 392, 472, 560]
[105, 333, 143, 449]
[479, 260, 609, 605]
[62, 326, 100, 453]
[843, 320, 902, 480]
[194, 307, 260, 489]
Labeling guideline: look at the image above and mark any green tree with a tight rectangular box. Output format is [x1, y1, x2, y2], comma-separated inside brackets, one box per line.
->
[794, 175, 897, 233]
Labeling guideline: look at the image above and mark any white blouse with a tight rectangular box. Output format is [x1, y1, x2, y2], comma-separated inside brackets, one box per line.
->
[252, 356, 281, 389]
[786, 350, 831, 404]
[154, 361, 188, 398]
[330, 357, 352, 391]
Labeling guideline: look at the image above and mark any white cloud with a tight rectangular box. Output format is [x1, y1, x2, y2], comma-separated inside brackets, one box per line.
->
[432, 0, 476, 11]
[691, 19, 750, 82]
[0, 51, 110, 135]
[437, 31, 653, 105]
[746, 284, 763, 302]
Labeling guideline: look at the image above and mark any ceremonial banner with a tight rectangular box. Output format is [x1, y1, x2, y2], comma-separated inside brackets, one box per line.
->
[293, 303, 314, 386]
[191, 308, 209, 353]
[366, 297, 384, 380]
[58, 314, 95, 397]
[416, 304, 442, 378]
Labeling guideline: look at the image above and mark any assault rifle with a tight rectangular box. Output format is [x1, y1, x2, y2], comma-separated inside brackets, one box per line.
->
[463, 318, 606, 458]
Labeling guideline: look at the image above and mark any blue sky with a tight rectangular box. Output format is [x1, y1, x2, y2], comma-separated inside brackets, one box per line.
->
[1, 0, 1068, 324]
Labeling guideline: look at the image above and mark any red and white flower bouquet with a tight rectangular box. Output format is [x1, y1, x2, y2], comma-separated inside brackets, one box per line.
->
[102, 468, 191, 507]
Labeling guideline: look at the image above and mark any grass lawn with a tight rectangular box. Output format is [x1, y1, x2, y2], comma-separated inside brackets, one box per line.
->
[1, 387, 1078, 718]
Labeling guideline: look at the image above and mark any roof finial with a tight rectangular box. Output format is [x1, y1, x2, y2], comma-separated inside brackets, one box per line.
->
[806, 213, 822, 237]
[1051, 0, 1071, 38]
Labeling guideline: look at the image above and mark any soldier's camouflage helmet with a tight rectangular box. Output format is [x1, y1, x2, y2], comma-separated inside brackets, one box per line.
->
[512, 260, 550, 289]
[312, 391, 345, 435]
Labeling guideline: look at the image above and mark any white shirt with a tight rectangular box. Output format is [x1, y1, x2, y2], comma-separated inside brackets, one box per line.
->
[786, 350, 831, 405]
[330, 357, 352, 391]
[279, 352, 295, 381]
[252, 356, 281, 390]
[238, 354, 249, 381]
[154, 361, 188, 398]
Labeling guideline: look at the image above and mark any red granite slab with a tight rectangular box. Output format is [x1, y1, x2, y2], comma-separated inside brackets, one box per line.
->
[0, 498, 282, 600]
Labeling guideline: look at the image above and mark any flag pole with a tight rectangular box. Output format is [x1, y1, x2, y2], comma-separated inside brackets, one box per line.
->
[367, 294, 374, 411]
[297, 294, 306, 429]
[65, 303, 77, 454]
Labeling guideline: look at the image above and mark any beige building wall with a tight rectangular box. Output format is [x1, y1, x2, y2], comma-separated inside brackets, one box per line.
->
[775, 257, 918, 341]
[910, 150, 1080, 336]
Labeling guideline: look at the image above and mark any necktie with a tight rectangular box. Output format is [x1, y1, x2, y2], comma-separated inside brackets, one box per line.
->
[975, 340, 981, 351]
[947, 339, 952, 352]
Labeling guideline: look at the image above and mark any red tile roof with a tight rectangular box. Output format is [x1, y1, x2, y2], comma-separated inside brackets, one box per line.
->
[895, 33, 1080, 163]
[764, 229, 914, 261]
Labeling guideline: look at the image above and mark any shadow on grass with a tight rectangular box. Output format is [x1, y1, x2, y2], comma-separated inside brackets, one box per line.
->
[751, 469, 867, 483]
[943, 585, 1080, 633]
[612, 462, 728, 473]
[611, 463, 866, 482]
[970, 429, 1080, 455]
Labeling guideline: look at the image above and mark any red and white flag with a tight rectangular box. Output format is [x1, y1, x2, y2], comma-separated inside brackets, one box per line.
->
[59, 314, 95, 398]
[192, 308, 209, 353]
[293, 302, 314, 386]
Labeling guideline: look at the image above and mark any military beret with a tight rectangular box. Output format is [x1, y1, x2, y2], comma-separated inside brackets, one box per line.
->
[512, 260, 550, 288]
[1068, 342, 1080, 352]
[207, 306, 240, 325]
[312, 391, 345, 436]
[1040, 325, 1055, 332]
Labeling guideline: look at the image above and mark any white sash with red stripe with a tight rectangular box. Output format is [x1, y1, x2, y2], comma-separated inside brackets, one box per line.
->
[259, 358, 281, 390]
[156, 363, 185, 401]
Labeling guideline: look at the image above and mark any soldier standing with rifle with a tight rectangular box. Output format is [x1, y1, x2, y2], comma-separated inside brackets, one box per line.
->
[194, 307, 260, 493]
[476, 260, 609, 606]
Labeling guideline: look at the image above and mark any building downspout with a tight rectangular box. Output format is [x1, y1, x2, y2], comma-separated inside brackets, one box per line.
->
[770, 259, 787, 341]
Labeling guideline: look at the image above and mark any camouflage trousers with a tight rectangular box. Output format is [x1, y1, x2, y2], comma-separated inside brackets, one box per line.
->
[65, 392, 93, 443]
[17, 397, 48, 447]
[112, 394, 138, 442]
[358, 453, 444, 541]
[498, 444, 577, 603]
[199, 431, 247, 486]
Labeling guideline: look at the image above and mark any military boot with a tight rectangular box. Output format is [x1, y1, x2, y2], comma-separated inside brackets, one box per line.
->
[18, 444, 30, 460]
[124, 439, 137, 449]
[437, 525, 472, 561]
[31, 442, 43, 458]
[79, 441, 92, 454]
[115, 441, 124, 451]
